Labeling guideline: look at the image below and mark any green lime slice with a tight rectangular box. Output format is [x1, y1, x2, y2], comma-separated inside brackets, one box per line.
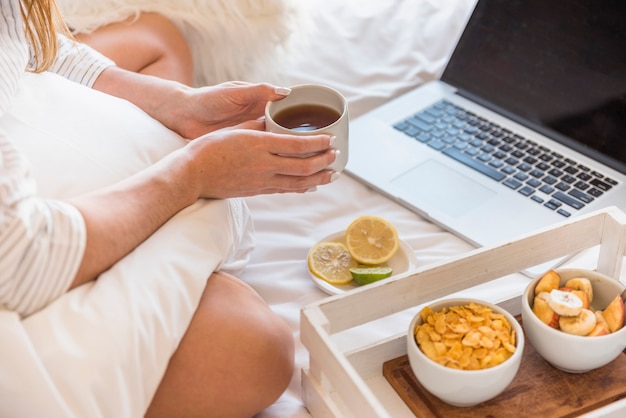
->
[349, 266, 393, 285]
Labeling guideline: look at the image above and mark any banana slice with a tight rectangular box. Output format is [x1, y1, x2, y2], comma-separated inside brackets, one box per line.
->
[547, 289, 583, 317]
[559, 309, 597, 336]
[564, 278, 593, 303]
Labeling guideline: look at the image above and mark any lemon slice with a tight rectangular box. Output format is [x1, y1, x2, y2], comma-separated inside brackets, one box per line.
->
[345, 216, 399, 265]
[350, 266, 393, 286]
[308, 242, 358, 284]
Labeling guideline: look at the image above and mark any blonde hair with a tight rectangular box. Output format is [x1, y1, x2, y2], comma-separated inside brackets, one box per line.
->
[20, 0, 71, 72]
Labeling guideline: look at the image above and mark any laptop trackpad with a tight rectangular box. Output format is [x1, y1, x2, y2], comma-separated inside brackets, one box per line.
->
[392, 159, 496, 217]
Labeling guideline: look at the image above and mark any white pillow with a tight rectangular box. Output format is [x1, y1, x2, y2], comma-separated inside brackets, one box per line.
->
[0, 72, 254, 417]
[6, 72, 186, 198]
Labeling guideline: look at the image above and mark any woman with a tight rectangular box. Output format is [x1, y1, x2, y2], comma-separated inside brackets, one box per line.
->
[1, 0, 339, 416]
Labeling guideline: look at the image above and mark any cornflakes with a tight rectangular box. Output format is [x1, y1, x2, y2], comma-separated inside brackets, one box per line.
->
[414, 302, 517, 370]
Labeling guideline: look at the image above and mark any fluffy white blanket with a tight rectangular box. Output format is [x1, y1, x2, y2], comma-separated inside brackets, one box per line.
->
[56, 0, 313, 86]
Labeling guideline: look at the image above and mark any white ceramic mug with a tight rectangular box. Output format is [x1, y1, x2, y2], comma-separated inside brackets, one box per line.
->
[265, 84, 348, 172]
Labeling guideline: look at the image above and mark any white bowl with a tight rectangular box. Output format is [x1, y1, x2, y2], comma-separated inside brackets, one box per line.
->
[407, 298, 524, 407]
[521, 268, 626, 373]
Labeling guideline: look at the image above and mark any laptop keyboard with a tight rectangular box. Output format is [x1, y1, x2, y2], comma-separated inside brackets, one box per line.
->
[393, 100, 617, 217]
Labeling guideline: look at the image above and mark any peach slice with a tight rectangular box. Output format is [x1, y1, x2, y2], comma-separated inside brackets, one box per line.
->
[595, 310, 610, 329]
[564, 278, 593, 304]
[535, 270, 560, 295]
[588, 312, 611, 336]
[603, 295, 625, 333]
[533, 293, 560, 329]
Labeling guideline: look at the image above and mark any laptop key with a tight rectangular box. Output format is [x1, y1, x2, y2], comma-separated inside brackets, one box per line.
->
[543, 175, 557, 185]
[501, 166, 516, 175]
[562, 174, 577, 184]
[569, 189, 594, 204]
[416, 112, 436, 124]
[503, 178, 522, 189]
[557, 209, 572, 217]
[574, 181, 590, 191]
[427, 140, 446, 151]
[519, 186, 535, 196]
[442, 147, 506, 181]
[555, 182, 570, 191]
[407, 117, 432, 132]
[536, 162, 550, 171]
[544, 200, 560, 210]
[553, 191, 585, 209]
[514, 172, 529, 181]
[393, 121, 410, 131]
[590, 178, 613, 191]
[588, 188, 604, 198]
[416, 133, 431, 143]
[404, 126, 420, 137]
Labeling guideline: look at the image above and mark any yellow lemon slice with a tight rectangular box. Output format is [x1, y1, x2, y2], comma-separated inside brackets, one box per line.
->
[345, 215, 399, 265]
[308, 242, 358, 284]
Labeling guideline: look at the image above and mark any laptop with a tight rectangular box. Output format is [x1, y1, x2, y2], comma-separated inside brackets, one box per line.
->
[346, 0, 626, 275]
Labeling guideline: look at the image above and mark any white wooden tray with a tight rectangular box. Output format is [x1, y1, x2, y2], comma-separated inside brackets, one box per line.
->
[301, 207, 626, 417]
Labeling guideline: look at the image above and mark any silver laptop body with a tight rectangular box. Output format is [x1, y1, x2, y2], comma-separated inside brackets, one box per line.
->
[346, 0, 626, 272]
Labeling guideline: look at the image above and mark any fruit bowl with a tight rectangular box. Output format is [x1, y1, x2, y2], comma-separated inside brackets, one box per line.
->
[407, 298, 524, 407]
[521, 269, 626, 373]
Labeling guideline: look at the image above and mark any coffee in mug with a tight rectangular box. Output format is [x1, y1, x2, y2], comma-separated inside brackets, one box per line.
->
[272, 104, 341, 132]
[265, 84, 349, 172]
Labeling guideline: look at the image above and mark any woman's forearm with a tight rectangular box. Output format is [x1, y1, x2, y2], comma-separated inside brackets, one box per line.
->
[68, 149, 199, 288]
[92, 66, 189, 134]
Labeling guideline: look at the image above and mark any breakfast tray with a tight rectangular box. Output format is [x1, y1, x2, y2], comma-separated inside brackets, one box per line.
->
[300, 206, 626, 418]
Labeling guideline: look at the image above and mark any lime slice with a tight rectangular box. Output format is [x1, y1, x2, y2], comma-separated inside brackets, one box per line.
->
[349, 266, 393, 285]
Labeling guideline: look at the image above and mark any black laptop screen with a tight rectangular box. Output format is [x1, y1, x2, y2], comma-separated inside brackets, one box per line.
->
[442, 0, 626, 174]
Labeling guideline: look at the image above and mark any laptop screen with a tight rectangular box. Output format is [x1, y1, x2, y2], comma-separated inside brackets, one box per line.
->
[442, 0, 626, 175]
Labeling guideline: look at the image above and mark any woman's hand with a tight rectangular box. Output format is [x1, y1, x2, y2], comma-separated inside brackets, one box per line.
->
[166, 82, 292, 139]
[93, 67, 291, 139]
[179, 119, 339, 198]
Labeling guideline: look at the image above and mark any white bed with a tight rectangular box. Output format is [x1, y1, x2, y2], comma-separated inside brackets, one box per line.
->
[3, 1, 624, 417]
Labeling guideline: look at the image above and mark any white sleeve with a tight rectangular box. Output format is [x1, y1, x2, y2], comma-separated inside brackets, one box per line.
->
[0, 135, 86, 317]
[0, 0, 29, 115]
[47, 34, 115, 87]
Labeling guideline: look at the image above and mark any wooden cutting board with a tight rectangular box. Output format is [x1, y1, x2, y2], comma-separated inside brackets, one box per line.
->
[383, 336, 626, 417]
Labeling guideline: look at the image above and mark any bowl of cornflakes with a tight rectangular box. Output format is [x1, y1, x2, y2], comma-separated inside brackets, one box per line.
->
[521, 269, 626, 373]
[407, 298, 524, 407]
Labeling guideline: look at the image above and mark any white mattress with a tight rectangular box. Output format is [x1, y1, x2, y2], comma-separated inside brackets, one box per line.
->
[4, 1, 624, 417]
